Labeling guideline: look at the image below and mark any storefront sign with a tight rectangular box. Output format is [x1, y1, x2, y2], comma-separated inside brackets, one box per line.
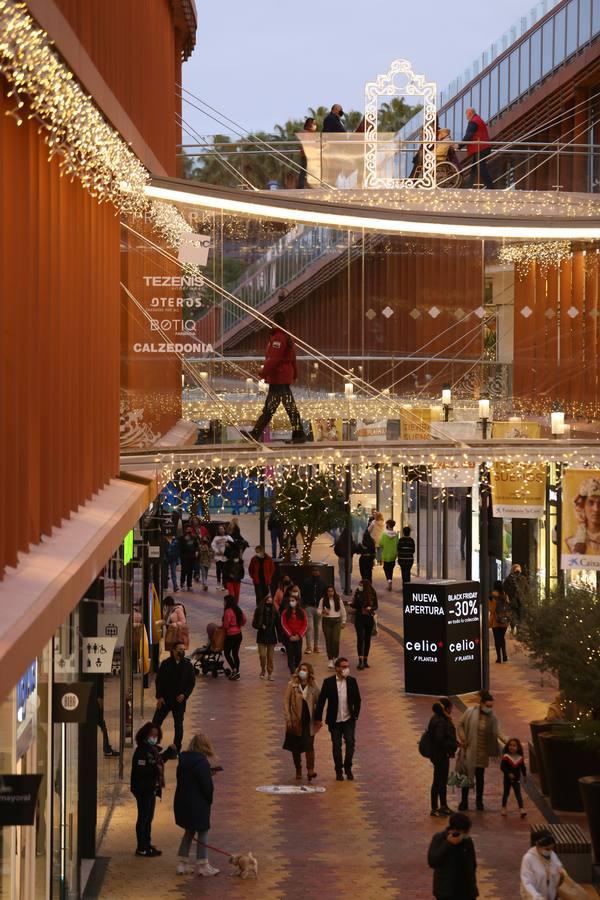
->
[355, 419, 387, 442]
[97, 614, 130, 650]
[432, 461, 476, 487]
[492, 421, 542, 439]
[83, 637, 117, 673]
[403, 580, 481, 696]
[311, 418, 342, 441]
[178, 233, 211, 266]
[53, 682, 93, 723]
[0, 775, 43, 826]
[399, 406, 441, 440]
[490, 461, 545, 518]
[147, 545, 160, 558]
[562, 467, 600, 570]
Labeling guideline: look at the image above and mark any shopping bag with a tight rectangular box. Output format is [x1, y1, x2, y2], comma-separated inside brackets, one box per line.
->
[448, 746, 472, 789]
[558, 873, 591, 899]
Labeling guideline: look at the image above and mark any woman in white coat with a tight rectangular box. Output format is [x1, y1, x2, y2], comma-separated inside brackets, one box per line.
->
[520, 831, 565, 899]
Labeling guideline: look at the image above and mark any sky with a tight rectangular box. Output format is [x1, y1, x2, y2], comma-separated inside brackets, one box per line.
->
[182, 0, 545, 138]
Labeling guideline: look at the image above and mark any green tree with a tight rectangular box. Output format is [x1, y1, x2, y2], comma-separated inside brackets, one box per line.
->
[378, 97, 422, 132]
[274, 472, 345, 564]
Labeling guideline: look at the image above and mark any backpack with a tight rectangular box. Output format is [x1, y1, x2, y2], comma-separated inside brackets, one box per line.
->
[333, 534, 346, 558]
[418, 729, 432, 759]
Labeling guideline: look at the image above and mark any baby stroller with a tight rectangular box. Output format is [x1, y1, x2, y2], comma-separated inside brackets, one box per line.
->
[189, 622, 226, 678]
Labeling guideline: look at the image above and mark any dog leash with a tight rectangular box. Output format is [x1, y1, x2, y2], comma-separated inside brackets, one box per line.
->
[193, 837, 232, 857]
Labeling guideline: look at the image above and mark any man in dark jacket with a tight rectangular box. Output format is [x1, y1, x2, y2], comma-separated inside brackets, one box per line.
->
[315, 657, 361, 780]
[503, 563, 528, 634]
[267, 508, 285, 559]
[301, 568, 328, 654]
[178, 527, 199, 592]
[152, 642, 196, 750]
[460, 108, 493, 189]
[397, 525, 416, 585]
[427, 698, 458, 817]
[248, 545, 276, 605]
[323, 104, 346, 133]
[427, 813, 479, 899]
[250, 311, 306, 443]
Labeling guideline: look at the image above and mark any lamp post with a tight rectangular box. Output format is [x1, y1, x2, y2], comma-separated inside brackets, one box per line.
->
[551, 409, 565, 439]
[479, 392, 490, 691]
[440, 381, 452, 578]
[478, 393, 490, 439]
[442, 384, 452, 422]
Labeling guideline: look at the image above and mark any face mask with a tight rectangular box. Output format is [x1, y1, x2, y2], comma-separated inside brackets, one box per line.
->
[341, 667, 350, 677]
[339, 110, 344, 117]
[481, 706, 492, 715]
[289, 600, 297, 608]
[298, 670, 308, 680]
[147, 736, 158, 745]
[357, 586, 363, 592]
[540, 850, 552, 859]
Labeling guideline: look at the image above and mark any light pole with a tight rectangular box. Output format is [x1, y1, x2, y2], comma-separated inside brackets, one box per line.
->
[478, 393, 490, 440]
[551, 408, 565, 439]
[479, 393, 490, 691]
[441, 385, 452, 577]
[442, 383, 452, 422]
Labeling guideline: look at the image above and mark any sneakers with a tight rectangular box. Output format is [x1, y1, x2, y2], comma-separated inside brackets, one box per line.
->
[345, 770, 354, 781]
[363, 660, 370, 668]
[203, 584, 208, 592]
[336, 772, 345, 781]
[430, 809, 442, 817]
[327, 659, 334, 669]
[230, 671, 240, 681]
[103, 748, 119, 757]
[357, 661, 364, 670]
[313, 647, 320, 653]
[197, 861, 219, 877]
[136, 847, 162, 857]
[259, 672, 266, 680]
[387, 581, 392, 591]
[438, 806, 453, 816]
[267, 674, 274, 681]
[176, 862, 195, 875]
[520, 810, 527, 819]
[501, 806, 507, 816]
[305, 648, 312, 655]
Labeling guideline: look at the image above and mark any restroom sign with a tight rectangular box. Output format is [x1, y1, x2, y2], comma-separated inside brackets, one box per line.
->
[84, 637, 117, 673]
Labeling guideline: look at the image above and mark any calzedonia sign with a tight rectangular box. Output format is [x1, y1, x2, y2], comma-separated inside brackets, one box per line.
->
[403, 580, 481, 696]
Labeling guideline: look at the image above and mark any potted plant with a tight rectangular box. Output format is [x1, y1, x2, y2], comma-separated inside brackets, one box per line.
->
[518, 585, 600, 812]
[273, 472, 345, 585]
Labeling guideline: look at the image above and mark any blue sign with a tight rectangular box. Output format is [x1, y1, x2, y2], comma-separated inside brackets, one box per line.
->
[16, 662, 37, 724]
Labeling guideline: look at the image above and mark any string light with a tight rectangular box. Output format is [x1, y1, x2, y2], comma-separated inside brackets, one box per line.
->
[498, 240, 572, 277]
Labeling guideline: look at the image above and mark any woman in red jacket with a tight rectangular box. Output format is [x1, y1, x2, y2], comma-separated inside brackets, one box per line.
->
[281, 597, 308, 674]
[222, 595, 247, 681]
[249, 311, 307, 444]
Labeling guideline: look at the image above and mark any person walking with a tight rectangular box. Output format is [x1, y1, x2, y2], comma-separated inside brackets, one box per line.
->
[162, 596, 189, 651]
[211, 525, 232, 591]
[267, 508, 285, 559]
[222, 594, 246, 680]
[153, 642, 196, 751]
[426, 698, 458, 818]
[300, 567, 327, 655]
[358, 527, 376, 582]
[189, 516, 209, 582]
[164, 533, 180, 593]
[334, 526, 358, 594]
[427, 812, 479, 900]
[368, 511, 385, 565]
[249, 311, 306, 443]
[323, 104, 346, 133]
[252, 593, 279, 681]
[503, 563, 529, 634]
[397, 525, 416, 586]
[351, 580, 378, 670]
[379, 520, 399, 591]
[179, 527, 199, 592]
[520, 831, 566, 899]
[281, 596, 308, 673]
[174, 733, 220, 877]
[500, 738, 527, 817]
[489, 581, 511, 663]
[460, 107, 494, 189]
[318, 585, 347, 669]
[458, 505, 467, 561]
[283, 661, 320, 780]
[248, 545, 276, 605]
[457, 690, 501, 811]
[197, 537, 212, 592]
[314, 657, 361, 781]
[223, 540, 244, 601]
[130, 722, 172, 857]
[273, 574, 293, 611]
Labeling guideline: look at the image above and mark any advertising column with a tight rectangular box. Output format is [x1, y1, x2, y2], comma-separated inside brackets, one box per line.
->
[403, 580, 481, 695]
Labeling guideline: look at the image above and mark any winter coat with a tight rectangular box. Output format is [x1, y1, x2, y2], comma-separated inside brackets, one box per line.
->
[397, 535, 416, 561]
[334, 527, 359, 559]
[359, 529, 376, 559]
[501, 753, 526, 782]
[351, 585, 378, 617]
[261, 326, 297, 385]
[323, 112, 346, 133]
[428, 830, 479, 898]
[174, 751, 214, 833]
[223, 544, 244, 583]
[268, 511, 284, 532]
[165, 538, 180, 562]
[281, 607, 308, 639]
[130, 741, 167, 797]
[198, 543, 213, 567]
[248, 554, 276, 586]
[165, 603, 186, 626]
[155, 656, 196, 703]
[301, 575, 327, 608]
[283, 677, 320, 735]
[489, 595, 512, 629]
[368, 516, 384, 545]
[211, 534, 233, 562]
[222, 607, 246, 636]
[318, 593, 347, 622]
[379, 529, 399, 563]
[252, 602, 279, 644]
[458, 706, 500, 775]
[179, 534, 199, 561]
[427, 710, 458, 763]
[462, 113, 490, 155]
[520, 847, 563, 899]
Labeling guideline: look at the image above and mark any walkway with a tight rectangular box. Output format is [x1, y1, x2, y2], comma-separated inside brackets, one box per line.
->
[97, 523, 594, 899]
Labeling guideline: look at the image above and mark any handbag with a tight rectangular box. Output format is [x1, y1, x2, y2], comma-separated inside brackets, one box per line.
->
[557, 873, 590, 899]
[165, 622, 190, 650]
[448, 746, 472, 789]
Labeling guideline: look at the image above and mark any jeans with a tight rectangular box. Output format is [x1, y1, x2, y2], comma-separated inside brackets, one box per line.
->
[322, 617, 342, 660]
[180, 560, 194, 589]
[165, 559, 178, 591]
[464, 149, 494, 188]
[153, 699, 186, 750]
[251, 384, 303, 438]
[224, 632, 242, 671]
[270, 528, 284, 558]
[134, 791, 156, 850]
[178, 828, 209, 861]
[502, 779, 524, 808]
[431, 756, 450, 810]
[215, 560, 226, 585]
[330, 718, 356, 774]
[338, 557, 352, 592]
[399, 560, 413, 584]
[492, 626, 508, 661]
[358, 556, 374, 581]
[355, 616, 374, 659]
[461, 766, 485, 806]
[304, 605, 321, 650]
[258, 643, 274, 674]
[199, 565, 208, 587]
[383, 560, 395, 583]
[286, 637, 302, 673]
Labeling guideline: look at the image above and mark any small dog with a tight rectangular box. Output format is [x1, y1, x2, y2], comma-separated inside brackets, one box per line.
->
[229, 851, 258, 879]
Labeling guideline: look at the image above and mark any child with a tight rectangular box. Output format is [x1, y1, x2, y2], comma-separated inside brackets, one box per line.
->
[198, 538, 213, 592]
[500, 738, 527, 817]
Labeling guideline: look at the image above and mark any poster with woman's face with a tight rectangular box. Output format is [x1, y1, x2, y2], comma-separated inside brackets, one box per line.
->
[562, 468, 600, 569]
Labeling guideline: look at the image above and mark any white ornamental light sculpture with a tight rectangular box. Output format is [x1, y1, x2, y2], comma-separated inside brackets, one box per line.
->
[364, 59, 437, 190]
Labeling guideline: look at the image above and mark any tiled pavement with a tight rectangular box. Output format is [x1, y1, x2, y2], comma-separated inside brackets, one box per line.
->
[98, 525, 594, 899]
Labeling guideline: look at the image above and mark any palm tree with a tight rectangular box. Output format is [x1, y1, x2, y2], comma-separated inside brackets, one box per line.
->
[378, 97, 421, 132]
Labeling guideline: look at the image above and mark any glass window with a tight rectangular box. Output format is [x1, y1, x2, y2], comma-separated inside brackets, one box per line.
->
[593, 0, 600, 35]
[566, 0, 579, 54]
[509, 48, 520, 101]
[499, 57, 509, 111]
[530, 28, 542, 83]
[580, 0, 591, 43]
[554, 7, 566, 63]
[542, 19, 554, 75]
[471, 83, 481, 115]
[489, 65, 499, 118]
[520, 38, 530, 90]
[480, 73, 490, 121]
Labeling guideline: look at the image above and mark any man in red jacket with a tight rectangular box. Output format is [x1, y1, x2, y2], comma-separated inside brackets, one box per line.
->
[250, 311, 307, 442]
[460, 108, 494, 189]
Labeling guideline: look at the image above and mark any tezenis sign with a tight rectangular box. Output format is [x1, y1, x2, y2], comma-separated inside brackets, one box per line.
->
[403, 580, 481, 696]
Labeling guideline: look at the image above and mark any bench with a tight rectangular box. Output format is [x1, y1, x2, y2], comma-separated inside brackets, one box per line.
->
[530, 823, 592, 884]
